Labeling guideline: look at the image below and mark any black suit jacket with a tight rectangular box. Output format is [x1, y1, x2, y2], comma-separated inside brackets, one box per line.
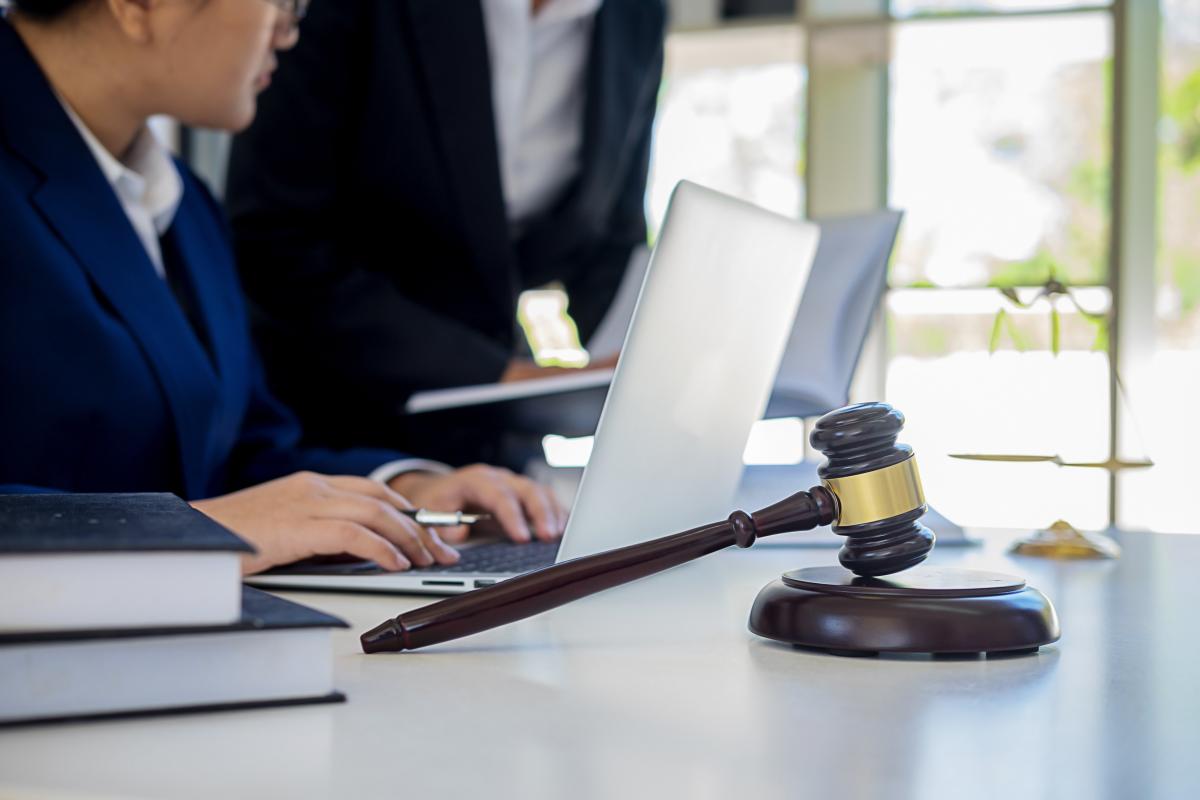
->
[225, 0, 665, 451]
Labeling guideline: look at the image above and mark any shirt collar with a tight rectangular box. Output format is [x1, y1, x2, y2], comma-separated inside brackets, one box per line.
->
[537, 0, 602, 24]
[489, 0, 601, 26]
[58, 97, 183, 236]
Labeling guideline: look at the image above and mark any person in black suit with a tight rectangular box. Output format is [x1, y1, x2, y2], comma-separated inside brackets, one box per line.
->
[0, 0, 564, 574]
[225, 0, 666, 461]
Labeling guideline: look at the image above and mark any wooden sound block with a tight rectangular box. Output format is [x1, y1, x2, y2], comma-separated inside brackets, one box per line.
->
[748, 566, 1060, 657]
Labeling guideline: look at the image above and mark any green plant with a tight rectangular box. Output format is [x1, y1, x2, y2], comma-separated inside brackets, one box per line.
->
[988, 266, 1107, 355]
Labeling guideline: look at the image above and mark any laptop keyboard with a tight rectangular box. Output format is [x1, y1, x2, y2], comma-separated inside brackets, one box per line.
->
[409, 539, 560, 576]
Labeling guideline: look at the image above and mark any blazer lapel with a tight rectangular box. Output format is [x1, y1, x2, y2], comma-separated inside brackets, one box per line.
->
[30, 186, 220, 500]
[403, 0, 517, 314]
[0, 20, 218, 498]
[163, 184, 238, 386]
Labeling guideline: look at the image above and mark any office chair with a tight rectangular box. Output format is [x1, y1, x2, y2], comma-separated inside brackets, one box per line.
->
[766, 209, 903, 419]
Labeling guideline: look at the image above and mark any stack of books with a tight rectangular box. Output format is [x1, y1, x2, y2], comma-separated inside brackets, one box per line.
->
[0, 493, 347, 726]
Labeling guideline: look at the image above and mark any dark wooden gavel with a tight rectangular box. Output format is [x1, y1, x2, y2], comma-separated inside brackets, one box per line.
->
[361, 402, 935, 653]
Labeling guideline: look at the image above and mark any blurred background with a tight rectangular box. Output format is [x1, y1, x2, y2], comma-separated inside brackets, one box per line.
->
[184, 0, 1199, 534]
[643, 0, 1194, 535]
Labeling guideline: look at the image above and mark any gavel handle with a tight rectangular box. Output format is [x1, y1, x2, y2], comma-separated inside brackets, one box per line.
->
[360, 485, 836, 653]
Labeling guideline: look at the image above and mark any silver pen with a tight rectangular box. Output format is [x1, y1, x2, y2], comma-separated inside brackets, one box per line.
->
[400, 509, 492, 526]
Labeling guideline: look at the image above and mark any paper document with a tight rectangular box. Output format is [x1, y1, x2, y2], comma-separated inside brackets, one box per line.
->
[405, 368, 615, 415]
[403, 246, 646, 416]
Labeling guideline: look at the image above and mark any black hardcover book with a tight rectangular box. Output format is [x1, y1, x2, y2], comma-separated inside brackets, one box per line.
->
[0, 493, 252, 632]
[0, 586, 348, 726]
[0, 493, 251, 554]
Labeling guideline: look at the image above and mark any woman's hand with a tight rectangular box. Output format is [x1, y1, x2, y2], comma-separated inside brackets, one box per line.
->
[192, 472, 460, 575]
[389, 465, 566, 545]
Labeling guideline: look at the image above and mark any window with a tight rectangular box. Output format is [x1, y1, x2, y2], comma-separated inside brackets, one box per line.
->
[886, 10, 1114, 528]
[647, 23, 805, 232]
[650, 1, 1187, 531]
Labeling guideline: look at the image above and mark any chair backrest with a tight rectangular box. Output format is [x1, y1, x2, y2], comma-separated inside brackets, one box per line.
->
[766, 210, 903, 418]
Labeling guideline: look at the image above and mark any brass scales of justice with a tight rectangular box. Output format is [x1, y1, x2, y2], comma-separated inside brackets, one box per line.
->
[948, 452, 1153, 559]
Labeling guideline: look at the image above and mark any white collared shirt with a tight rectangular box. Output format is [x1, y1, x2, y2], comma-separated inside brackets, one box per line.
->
[59, 99, 182, 279]
[481, 0, 602, 227]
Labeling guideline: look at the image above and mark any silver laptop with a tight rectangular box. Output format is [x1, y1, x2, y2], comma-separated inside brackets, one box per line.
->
[247, 181, 820, 595]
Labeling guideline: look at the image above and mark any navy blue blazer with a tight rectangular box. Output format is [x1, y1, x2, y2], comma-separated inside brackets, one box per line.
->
[0, 19, 405, 500]
[225, 0, 665, 455]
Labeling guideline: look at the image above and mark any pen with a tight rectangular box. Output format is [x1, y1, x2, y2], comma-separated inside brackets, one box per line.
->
[400, 509, 492, 526]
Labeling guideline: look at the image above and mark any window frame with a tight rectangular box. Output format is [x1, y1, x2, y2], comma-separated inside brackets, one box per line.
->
[796, 0, 1158, 526]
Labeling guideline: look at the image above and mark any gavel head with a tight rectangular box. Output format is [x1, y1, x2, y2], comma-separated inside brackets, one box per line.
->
[809, 403, 935, 577]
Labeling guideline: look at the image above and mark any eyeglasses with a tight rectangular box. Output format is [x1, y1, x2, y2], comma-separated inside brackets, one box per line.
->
[263, 0, 310, 25]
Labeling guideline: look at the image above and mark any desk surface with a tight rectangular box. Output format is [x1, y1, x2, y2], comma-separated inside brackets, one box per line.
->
[2, 529, 1198, 800]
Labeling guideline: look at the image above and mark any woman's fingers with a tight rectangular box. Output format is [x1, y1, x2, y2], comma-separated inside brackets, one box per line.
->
[398, 465, 567, 544]
[197, 472, 466, 575]
[321, 476, 458, 565]
[506, 475, 562, 542]
[307, 520, 409, 572]
[326, 475, 460, 560]
[325, 475, 416, 509]
[465, 467, 564, 542]
[313, 490, 458, 567]
[465, 477, 532, 543]
[408, 520, 461, 565]
[437, 524, 472, 545]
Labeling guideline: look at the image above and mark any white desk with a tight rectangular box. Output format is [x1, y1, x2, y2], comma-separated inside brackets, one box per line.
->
[1, 529, 1198, 800]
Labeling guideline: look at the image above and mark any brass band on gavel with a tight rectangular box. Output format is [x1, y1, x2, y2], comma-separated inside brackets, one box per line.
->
[822, 457, 925, 528]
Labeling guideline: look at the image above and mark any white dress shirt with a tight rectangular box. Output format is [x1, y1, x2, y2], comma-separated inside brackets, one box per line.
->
[481, 0, 602, 227]
[59, 101, 182, 279]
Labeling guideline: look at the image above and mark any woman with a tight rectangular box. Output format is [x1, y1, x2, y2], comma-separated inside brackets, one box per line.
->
[0, 0, 564, 574]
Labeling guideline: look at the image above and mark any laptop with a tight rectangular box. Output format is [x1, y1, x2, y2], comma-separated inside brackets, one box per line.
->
[247, 181, 820, 595]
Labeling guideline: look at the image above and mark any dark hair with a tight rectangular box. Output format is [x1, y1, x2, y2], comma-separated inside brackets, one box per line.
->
[7, 0, 92, 21]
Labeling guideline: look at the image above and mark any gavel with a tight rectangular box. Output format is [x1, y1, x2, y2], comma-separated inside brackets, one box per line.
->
[361, 403, 935, 653]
